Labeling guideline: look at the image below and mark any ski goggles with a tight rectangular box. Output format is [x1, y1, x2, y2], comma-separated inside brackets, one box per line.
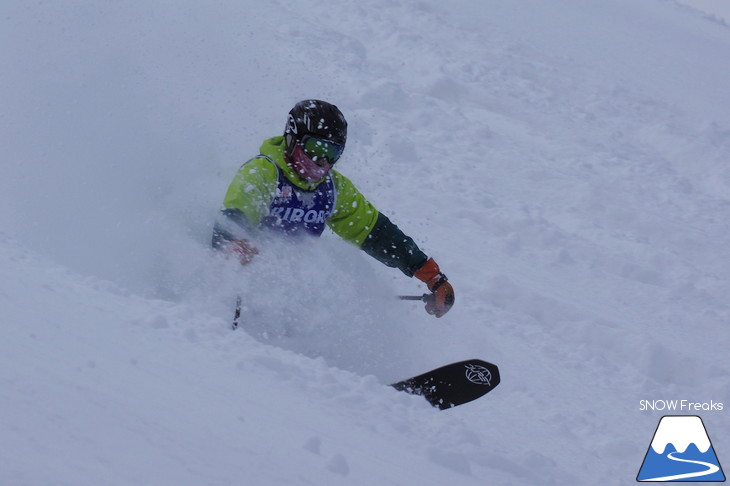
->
[301, 135, 345, 165]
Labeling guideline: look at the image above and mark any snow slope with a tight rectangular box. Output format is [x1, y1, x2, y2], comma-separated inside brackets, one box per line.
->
[2, 0, 729, 484]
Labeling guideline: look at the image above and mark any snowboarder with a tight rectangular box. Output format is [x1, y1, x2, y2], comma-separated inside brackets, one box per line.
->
[212, 99, 454, 317]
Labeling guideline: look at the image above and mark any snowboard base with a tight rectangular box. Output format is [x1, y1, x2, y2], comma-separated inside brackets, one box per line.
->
[391, 359, 500, 410]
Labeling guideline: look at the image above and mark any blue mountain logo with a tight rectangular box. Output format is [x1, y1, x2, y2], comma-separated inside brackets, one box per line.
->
[637, 415, 725, 482]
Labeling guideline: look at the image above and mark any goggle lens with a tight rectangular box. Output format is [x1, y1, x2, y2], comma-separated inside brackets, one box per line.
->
[301, 136, 344, 164]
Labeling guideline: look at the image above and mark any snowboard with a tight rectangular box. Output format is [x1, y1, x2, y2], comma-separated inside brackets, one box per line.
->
[391, 359, 500, 410]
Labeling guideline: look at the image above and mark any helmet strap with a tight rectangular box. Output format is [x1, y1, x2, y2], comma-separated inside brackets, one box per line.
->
[284, 133, 298, 156]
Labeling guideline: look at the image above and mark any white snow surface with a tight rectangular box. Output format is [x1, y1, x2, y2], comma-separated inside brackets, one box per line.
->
[2, 0, 730, 484]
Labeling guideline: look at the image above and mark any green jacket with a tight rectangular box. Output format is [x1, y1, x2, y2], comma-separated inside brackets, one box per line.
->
[214, 136, 427, 277]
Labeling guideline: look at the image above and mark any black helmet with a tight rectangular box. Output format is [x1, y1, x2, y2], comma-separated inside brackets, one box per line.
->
[284, 100, 347, 150]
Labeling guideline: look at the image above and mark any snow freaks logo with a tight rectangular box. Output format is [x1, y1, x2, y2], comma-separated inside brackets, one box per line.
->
[636, 415, 725, 482]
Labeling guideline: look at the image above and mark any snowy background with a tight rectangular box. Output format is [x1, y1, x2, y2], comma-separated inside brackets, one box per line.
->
[2, 0, 729, 484]
[677, 0, 730, 22]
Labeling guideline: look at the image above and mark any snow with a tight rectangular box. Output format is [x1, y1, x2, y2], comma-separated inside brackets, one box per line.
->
[1, 0, 729, 484]
[677, 0, 730, 23]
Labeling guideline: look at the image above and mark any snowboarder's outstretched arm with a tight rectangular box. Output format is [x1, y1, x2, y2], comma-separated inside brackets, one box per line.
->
[211, 157, 277, 262]
[359, 212, 427, 277]
[328, 173, 455, 317]
[360, 213, 454, 317]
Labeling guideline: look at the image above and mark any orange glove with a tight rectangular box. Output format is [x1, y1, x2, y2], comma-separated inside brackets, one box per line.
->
[413, 258, 455, 318]
[228, 239, 259, 265]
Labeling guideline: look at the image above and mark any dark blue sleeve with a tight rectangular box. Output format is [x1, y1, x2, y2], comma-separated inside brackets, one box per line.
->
[360, 212, 428, 277]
